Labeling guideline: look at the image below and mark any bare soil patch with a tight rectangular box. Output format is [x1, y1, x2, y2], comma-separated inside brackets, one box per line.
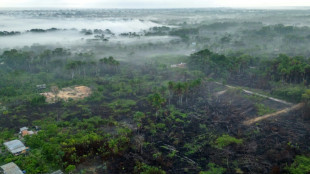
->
[41, 86, 92, 103]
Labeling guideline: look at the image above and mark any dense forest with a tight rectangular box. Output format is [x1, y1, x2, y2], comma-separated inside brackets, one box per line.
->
[0, 9, 310, 174]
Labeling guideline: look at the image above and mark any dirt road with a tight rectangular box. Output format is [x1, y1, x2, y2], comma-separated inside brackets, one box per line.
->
[213, 81, 304, 125]
[243, 103, 305, 125]
[214, 82, 293, 106]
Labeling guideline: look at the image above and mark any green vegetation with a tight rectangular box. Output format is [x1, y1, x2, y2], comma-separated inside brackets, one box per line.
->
[214, 134, 243, 149]
[255, 103, 275, 116]
[1, 10, 310, 173]
[286, 155, 310, 174]
[272, 86, 305, 103]
[135, 163, 166, 174]
[0, 45, 309, 173]
[199, 163, 226, 174]
[188, 49, 310, 102]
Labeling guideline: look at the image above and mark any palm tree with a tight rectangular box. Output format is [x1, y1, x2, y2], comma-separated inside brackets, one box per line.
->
[190, 79, 202, 95]
[183, 82, 190, 105]
[174, 82, 184, 105]
[148, 93, 166, 116]
[168, 81, 174, 106]
[302, 89, 310, 119]
[66, 61, 77, 79]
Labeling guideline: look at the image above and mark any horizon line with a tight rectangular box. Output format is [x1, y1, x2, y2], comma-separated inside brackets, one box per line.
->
[1, 6, 310, 10]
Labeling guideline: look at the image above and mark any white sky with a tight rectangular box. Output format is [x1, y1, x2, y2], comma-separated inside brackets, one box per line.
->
[0, 0, 310, 8]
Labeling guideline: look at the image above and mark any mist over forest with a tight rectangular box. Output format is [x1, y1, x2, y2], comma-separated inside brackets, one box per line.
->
[0, 8, 310, 174]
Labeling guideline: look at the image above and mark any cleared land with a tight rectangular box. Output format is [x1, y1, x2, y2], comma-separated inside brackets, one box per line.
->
[40, 86, 92, 103]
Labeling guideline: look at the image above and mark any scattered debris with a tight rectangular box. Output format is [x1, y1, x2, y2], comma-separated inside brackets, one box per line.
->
[171, 62, 187, 68]
[35, 126, 40, 131]
[4, 140, 28, 155]
[50, 170, 64, 174]
[36, 84, 46, 89]
[0, 162, 23, 174]
[214, 89, 228, 97]
[19, 127, 28, 132]
[19, 127, 37, 137]
[40, 86, 92, 103]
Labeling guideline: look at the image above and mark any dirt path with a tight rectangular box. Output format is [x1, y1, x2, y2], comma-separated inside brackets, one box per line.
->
[243, 103, 305, 125]
[214, 89, 228, 97]
[214, 82, 293, 106]
[212, 81, 305, 125]
[242, 89, 292, 105]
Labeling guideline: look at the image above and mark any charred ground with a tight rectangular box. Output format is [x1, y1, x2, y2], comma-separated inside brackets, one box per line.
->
[1, 9, 310, 174]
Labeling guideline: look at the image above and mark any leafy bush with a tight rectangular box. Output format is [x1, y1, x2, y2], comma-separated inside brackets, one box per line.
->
[214, 134, 243, 149]
[135, 163, 166, 174]
[65, 165, 76, 173]
[0, 87, 18, 97]
[199, 163, 226, 174]
[109, 99, 136, 109]
[272, 86, 305, 103]
[302, 89, 310, 104]
[286, 155, 310, 174]
[255, 103, 275, 116]
[30, 95, 46, 106]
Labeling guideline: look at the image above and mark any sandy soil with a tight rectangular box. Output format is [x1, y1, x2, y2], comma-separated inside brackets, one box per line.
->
[40, 86, 92, 103]
[214, 89, 228, 97]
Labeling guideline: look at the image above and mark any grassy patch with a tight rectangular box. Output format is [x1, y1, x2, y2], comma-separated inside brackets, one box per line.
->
[213, 134, 243, 149]
[255, 103, 276, 116]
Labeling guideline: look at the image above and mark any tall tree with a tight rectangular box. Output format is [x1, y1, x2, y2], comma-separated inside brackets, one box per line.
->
[148, 93, 166, 116]
[174, 82, 184, 105]
[168, 81, 175, 106]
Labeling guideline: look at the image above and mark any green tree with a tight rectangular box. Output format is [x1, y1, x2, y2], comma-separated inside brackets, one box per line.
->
[148, 93, 166, 116]
[133, 111, 146, 130]
[168, 81, 175, 106]
[174, 82, 184, 105]
[66, 61, 78, 79]
[302, 89, 310, 119]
